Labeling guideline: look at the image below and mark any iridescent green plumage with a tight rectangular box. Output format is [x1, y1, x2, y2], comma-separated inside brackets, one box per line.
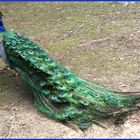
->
[1, 30, 140, 130]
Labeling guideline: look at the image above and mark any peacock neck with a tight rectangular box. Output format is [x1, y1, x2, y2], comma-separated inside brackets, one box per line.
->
[0, 17, 6, 32]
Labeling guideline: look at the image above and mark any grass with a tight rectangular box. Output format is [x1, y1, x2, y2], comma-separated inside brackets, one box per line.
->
[0, 2, 140, 103]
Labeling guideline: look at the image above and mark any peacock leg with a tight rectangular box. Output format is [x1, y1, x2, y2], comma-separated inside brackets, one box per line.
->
[0, 66, 18, 76]
[6, 67, 18, 77]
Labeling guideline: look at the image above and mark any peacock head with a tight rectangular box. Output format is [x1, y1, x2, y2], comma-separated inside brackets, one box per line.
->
[0, 11, 6, 32]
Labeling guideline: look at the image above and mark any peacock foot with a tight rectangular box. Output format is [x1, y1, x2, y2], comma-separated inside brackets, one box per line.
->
[0, 66, 8, 74]
[7, 67, 18, 77]
[0, 66, 18, 77]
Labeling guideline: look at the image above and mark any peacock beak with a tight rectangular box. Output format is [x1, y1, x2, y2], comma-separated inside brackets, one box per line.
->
[0, 12, 3, 18]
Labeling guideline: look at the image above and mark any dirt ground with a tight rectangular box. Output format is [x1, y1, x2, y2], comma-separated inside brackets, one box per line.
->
[0, 2, 140, 138]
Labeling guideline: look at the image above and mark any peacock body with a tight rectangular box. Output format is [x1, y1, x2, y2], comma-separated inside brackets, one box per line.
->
[0, 14, 139, 130]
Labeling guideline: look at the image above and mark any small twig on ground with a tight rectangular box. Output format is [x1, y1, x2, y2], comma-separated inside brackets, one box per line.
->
[80, 37, 110, 47]
[4, 98, 22, 138]
[92, 37, 109, 43]
[4, 105, 16, 138]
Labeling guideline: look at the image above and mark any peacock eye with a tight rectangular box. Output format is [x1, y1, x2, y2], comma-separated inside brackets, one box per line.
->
[77, 109, 82, 112]
[16, 50, 21, 54]
[51, 96, 57, 100]
[24, 45, 28, 48]
[31, 58, 35, 61]
[45, 57, 49, 61]
[60, 85, 64, 88]
[36, 51, 40, 55]
[92, 93, 99, 97]
[55, 72, 58, 75]
[60, 93, 64, 97]
[40, 81, 46, 87]
[24, 52, 27, 56]
[29, 50, 33, 54]
[83, 101, 89, 106]
[21, 53, 25, 57]
[64, 113, 68, 117]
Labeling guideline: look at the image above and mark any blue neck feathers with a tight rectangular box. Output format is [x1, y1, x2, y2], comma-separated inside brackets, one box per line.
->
[0, 17, 6, 32]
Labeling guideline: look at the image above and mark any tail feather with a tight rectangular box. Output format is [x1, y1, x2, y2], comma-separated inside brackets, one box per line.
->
[20, 69, 140, 130]
[2, 31, 140, 130]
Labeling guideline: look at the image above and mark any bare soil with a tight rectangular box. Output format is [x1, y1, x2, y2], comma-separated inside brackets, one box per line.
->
[0, 2, 140, 138]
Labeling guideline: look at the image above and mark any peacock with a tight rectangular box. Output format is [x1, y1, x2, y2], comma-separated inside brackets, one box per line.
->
[0, 12, 139, 130]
